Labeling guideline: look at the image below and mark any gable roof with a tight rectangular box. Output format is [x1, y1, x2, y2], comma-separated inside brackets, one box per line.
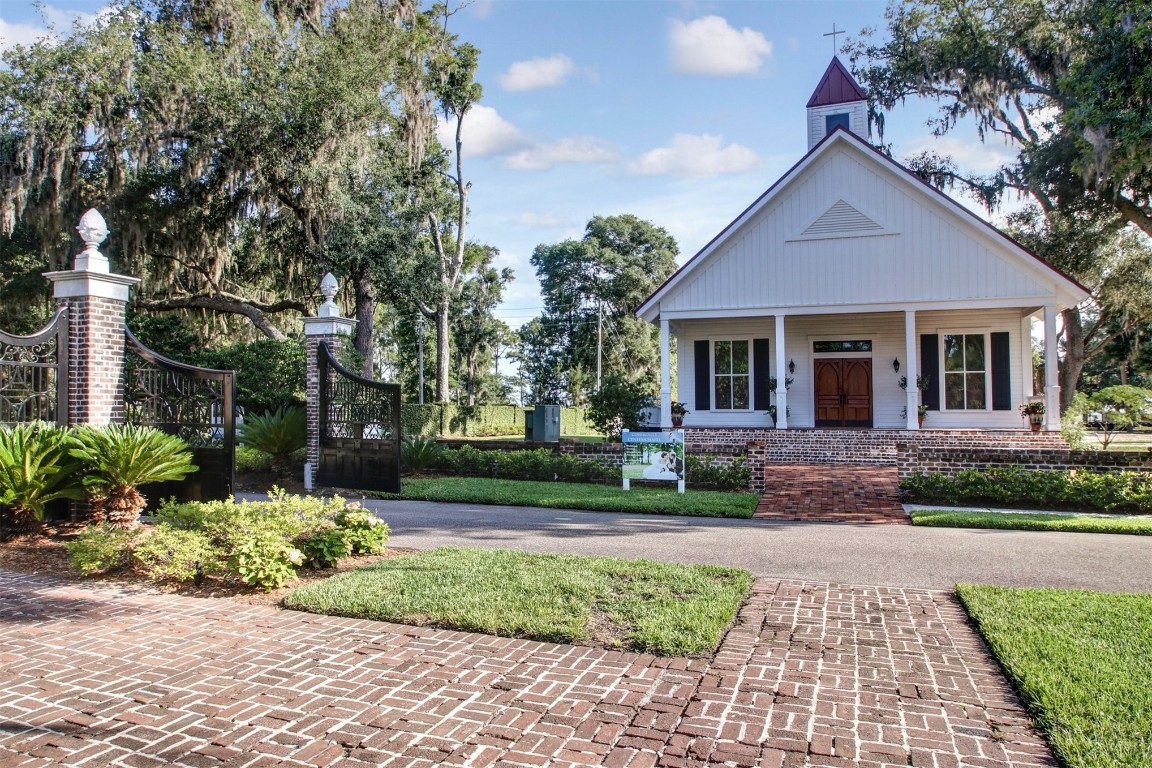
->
[636, 127, 1090, 321]
[806, 57, 867, 108]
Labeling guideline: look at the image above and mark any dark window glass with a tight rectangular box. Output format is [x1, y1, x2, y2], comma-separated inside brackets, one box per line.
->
[813, 340, 872, 353]
[825, 113, 850, 134]
[713, 341, 750, 410]
[943, 334, 987, 409]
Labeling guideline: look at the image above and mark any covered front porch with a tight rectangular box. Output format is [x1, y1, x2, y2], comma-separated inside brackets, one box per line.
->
[656, 304, 1064, 433]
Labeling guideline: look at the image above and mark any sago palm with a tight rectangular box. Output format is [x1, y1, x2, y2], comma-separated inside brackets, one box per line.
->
[0, 423, 85, 538]
[239, 406, 307, 474]
[71, 424, 198, 528]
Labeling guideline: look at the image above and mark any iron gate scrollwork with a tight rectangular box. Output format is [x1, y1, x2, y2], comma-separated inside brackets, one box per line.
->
[0, 309, 68, 426]
[317, 341, 401, 493]
[124, 328, 236, 504]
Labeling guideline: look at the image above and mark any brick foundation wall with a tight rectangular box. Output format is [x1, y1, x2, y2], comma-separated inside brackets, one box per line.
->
[897, 445, 1152, 479]
[690, 428, 1066, 468]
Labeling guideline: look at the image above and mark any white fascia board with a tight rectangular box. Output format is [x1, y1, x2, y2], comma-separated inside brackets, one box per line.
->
[637, 129, 1090, 324]
[829, 132, 1091, 305]
[660, 296, 1056, 321]
[636, 133, 853, 323]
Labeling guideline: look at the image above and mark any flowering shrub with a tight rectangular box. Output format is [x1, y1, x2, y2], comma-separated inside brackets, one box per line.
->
[66, 524, 138, 575]
[335, 504, 389, 554]
[68, 490, 387, 589]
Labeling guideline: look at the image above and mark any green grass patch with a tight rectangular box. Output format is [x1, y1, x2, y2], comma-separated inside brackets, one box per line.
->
[957, 585, 1152, 768]
[910, 509, 1152, 535]
[285, 547, 752, 656]
[378, 477, 758, 518]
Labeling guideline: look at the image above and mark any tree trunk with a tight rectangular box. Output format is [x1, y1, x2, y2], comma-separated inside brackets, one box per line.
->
[436, 300, 450, 403]
[1059, 307, 1086, 412]
[353, 271, 376, 377]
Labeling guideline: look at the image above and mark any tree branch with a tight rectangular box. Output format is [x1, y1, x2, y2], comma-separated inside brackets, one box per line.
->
[136, 294, 306, 340]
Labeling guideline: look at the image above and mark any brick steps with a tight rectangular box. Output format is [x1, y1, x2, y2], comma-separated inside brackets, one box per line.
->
[754, 463, 908, 524]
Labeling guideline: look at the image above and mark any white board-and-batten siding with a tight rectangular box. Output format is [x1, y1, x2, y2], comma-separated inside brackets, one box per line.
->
[659, 146, 1061, 316]
[675, 309, 1034, 430]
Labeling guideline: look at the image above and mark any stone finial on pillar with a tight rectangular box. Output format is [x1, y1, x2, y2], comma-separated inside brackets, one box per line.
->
[303, 273, 358, 489]
[43, 209, 140, 426]
[75, 208, 111, 273]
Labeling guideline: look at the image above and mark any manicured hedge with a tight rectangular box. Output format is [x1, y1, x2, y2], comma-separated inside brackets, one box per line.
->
[901, 468, 1152, 513]
[431, 445, 614, 483]
[399, 404, 599, 438]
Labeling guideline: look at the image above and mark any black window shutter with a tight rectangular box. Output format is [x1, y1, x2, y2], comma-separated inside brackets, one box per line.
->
[991, 332, 1011, 410]
[752, 339, 771, 410]
[694, 340, 711, 411]
[920, 334, 940, 411]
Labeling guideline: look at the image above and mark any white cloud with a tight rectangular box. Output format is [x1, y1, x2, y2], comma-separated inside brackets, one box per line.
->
[669, 16, 772, 76]
[899, 134, 1015, 175]
[0, 5, 106, 52]
[468, 0, 495, 20]
[438, 104, 528, 159]
[628, 134, 760, 178]
[0, 19, 48, 51]
[509, 212, 571, 228]
[505, 136, 617, 171]
[499, 54, 577, 92]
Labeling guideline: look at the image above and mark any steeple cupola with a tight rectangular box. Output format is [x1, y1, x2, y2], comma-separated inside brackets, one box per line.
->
[805, 57, 869, 150]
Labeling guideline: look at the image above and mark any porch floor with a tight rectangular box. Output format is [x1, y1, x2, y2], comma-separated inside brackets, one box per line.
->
[754, 463, 908, 524]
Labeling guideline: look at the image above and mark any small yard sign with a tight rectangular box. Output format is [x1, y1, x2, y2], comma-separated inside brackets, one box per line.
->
[621, 429, 685, 493]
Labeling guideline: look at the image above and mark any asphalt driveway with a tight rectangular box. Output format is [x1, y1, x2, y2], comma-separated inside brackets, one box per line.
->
[355, 498, 1152, 592]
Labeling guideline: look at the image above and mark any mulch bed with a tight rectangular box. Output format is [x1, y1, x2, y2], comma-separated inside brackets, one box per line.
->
[0, 522, 416, 609]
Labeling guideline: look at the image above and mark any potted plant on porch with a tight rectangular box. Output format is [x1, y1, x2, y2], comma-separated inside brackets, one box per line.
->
[1020, 401, 1045, 432]
[670, 401, 689, 428]
[901, 405, 930, 428]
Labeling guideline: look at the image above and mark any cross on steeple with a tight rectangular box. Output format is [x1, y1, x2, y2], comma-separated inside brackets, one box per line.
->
[823, 23, 845, 56]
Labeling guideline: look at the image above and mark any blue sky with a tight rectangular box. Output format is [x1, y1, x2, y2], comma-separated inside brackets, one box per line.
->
[2, 1, 1018, 328]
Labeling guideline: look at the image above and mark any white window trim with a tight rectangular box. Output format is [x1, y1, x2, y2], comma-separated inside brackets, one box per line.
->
[939, 330, 992, 412]
[711, 338, 754, 412]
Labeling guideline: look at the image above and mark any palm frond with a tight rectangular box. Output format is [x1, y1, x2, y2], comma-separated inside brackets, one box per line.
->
[71, 424, 198, 490]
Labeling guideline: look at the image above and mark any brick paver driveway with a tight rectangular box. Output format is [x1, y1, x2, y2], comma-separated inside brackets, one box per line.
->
[0, 570, 1053, 768]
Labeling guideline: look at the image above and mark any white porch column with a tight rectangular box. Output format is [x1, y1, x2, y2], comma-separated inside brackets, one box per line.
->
[659, 317, 672, 429]
[1043, 303, 1061, 431]
[904, 310, 919, 430]
[774, 314, 788, 429]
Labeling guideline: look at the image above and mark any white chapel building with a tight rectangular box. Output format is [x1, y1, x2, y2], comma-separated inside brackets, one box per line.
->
[638, 58, 1088, 433]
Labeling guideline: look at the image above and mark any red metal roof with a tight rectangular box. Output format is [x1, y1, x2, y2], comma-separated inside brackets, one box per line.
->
[806, 57, 867, 108]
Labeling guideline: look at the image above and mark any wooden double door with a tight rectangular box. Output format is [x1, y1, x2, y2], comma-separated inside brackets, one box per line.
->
[814, 358, 873, 427]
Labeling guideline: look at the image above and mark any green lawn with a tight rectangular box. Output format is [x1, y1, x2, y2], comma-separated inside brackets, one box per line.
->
[285, 547, 752, 656]
[378, 477, 758, 518]
[957, 584, 1152, 768]
[910, 509, 1152, 535]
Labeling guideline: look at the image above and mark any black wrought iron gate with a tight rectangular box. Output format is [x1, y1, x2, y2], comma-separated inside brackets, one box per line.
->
[317, 341, 401, 493]
[0, 309, 68, 426]
[124, 328, 236, 504]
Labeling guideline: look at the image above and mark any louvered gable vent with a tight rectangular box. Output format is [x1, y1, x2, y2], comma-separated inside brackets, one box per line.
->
[803, 200, 882, 236]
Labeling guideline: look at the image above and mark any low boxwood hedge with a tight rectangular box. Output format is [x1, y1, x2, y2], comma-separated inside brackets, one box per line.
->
[901, 467, 1152, 513]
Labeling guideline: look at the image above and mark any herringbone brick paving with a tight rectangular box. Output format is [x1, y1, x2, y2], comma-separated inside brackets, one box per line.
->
[754, 464, 909, 524]
[0, 569, 1053, 767]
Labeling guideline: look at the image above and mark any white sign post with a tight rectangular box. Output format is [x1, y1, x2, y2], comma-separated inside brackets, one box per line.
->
[621, 429, 685, 493]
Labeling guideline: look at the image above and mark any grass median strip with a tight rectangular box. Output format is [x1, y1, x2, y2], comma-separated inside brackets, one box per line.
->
[374, 477, 758, 518]
[957, 584, 1152, 768]
[284, 546, 753, 656]
[910, 508, 1152, 535]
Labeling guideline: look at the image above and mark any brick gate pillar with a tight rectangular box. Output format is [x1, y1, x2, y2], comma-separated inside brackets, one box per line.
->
[303, 273, 357, 490]
[43, 209, 140, 426]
